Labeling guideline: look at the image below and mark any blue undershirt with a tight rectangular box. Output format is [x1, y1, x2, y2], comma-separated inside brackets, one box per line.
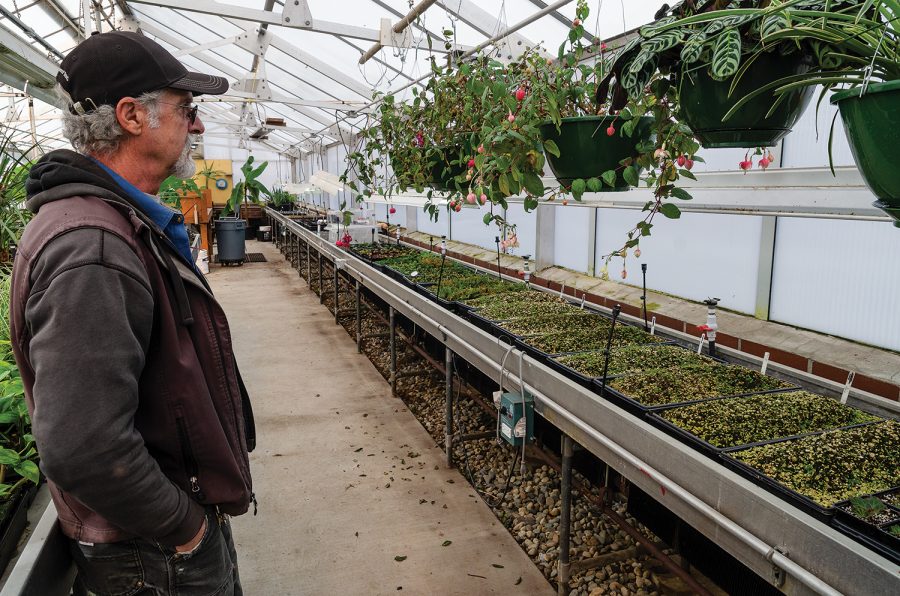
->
[93, 160, 195, 267]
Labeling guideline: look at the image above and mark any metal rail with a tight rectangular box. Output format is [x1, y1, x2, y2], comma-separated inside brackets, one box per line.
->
[271, 210, 899, 595]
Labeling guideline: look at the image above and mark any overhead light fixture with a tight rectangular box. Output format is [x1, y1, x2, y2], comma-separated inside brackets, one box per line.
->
[249, 127, 270, 139]
[310, 170, 346, 195]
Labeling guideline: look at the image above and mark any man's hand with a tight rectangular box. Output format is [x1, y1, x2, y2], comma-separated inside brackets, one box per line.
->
[175, 516, 208, 554]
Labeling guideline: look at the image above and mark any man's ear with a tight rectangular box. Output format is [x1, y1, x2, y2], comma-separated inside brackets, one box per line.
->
[115, 97, 144, 135]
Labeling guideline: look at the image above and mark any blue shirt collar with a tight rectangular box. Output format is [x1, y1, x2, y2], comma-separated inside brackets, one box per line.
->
[92, 159, 180, 231]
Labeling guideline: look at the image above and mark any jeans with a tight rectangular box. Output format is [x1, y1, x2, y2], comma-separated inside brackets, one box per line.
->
[70, 508, 242, 596]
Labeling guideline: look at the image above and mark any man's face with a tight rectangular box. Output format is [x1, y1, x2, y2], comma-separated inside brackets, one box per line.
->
[150, 89, 204, 179]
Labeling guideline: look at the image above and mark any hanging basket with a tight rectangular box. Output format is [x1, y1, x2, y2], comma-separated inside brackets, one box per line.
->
[832, 80, 900, 227]
[426, 138, 474, 193]
[538, 116, 653, 190]
[677, 51, 814, 149]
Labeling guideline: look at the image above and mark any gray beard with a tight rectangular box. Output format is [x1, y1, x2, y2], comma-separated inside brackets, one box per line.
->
[171, 136, 196, 178]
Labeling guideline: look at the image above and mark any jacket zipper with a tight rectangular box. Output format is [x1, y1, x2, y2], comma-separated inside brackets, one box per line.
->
[175, 417, 206, 501]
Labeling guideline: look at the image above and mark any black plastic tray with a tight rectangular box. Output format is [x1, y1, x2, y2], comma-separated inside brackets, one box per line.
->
[0, 483, 38, 576]
[649, 408, 877, 461]
[599, 375, 800, 416]
[719, 455, 834, 522]
[831, 489, 900, 564]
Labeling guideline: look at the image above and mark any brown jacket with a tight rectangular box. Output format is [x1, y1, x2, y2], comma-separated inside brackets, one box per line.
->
[11, 150, 255, 546]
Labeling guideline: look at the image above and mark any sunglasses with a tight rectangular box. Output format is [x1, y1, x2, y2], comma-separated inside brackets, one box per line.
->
[157, 101, 200, 125]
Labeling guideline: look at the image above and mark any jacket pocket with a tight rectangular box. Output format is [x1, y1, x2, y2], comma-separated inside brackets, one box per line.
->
[175, 415, 206, 501]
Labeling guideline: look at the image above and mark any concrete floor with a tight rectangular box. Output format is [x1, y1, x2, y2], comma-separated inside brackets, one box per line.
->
[207, 240, 554, 596]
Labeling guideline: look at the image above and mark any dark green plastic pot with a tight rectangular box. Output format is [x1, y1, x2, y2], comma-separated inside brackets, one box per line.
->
[677, 52, 814, 149]
[538, 116, 653, 190]
[427, 139, 474, 192]
[832, 80, 900, 227]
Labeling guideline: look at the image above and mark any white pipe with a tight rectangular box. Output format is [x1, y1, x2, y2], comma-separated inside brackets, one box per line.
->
[359, 0, 439, 65]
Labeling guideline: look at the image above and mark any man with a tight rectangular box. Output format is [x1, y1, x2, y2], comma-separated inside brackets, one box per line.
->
[10, 31, 255, 595]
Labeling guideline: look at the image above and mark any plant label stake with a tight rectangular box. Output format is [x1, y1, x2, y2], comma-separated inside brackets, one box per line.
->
[598, 304, 622, 396]
[580, 295, 586, 309]
[650, 316, 656, 335]
[559, 282, 565, 299]
[840, 371, 856, 405]
[761, 352, 770, 375]
[494, 236, 502, 280]
[697, 333, 707, 355]
[436, 236, 447, 300]
[641, 264, 649, 331]
[395, 226, 401, 246]
[523, 255, 531, 286]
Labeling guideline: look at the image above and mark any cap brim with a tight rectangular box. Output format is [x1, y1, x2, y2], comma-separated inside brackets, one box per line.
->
[169, 71, 229, 96]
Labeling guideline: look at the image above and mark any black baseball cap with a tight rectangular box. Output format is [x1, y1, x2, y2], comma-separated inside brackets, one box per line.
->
[57, 31, 229, 114]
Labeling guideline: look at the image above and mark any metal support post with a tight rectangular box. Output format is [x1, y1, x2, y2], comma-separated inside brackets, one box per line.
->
[305, 240, 311, 286]
[558, 435, 574, 596]
[356, 280, 362, 352]
[389, 306, 397, 396]
[318, 252, 324, 302]
[445, 347, 454, 468]
[333, 267, 340, 323]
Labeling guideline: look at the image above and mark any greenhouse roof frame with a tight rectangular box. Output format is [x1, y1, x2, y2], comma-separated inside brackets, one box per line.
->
[0, 0, 663, 156]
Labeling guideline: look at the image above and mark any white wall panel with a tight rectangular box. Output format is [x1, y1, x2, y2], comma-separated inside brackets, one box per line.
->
[780, 89, 856, 169]
[505, 204, 537, 259]
[770, 219, 900, 351]
[417, 210, 449, 239]
[553, 206, 591, 273]
[450, 205, 497, 251]
[596, 209, 763, 315]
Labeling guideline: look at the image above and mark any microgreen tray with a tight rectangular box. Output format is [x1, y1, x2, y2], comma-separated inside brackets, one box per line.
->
[831, 489, 900, 564]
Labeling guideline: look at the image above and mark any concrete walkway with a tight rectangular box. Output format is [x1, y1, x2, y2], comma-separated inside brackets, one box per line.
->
[207, 240, 554, 596]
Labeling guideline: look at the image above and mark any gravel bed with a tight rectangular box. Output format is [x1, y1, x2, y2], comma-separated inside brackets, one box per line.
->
[318, 288, 668, 594]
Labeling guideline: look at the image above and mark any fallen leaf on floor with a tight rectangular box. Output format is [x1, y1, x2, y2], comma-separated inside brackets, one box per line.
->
[514, 577, 522, 585]
[394, 555, 407, 562]
[442, 540, 452, 547]
[467, 574, 486, 579]
[354, 447, 363, 452]
[492, 564, 504, 569]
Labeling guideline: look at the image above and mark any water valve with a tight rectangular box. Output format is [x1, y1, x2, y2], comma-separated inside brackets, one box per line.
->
[701, 297, 720, 357]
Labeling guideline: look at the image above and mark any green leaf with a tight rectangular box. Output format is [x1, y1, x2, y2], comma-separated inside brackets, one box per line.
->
[760, 13, 788, 41]
[640, 30, 683, 55]
[543, 139, 560, 158]
[0, 447, 19, 465]
[670, 187, 693, 201]
[678, 169, 697, 181]
[483, 213, 494, 225]
[570, 178, 586, 196]
[586, 178, 602, 192]
[623, 166, 639, 187]
[680, 32, 707, 65]
[711, 29, 741, 81]
[498, 174, 511, 197]
[13, 460, 39, 484]
[601, 170, 618, 188]
[343, 211, 353, 226]
[523, 172, 544, 197]
[659, 203, 682, 219]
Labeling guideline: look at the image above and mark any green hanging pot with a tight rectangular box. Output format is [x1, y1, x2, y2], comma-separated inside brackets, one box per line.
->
[831, 80, 900, 228]
[538, 115, 653, 191]
[427, 138, 474, 193]
[677, 51, 814, 149]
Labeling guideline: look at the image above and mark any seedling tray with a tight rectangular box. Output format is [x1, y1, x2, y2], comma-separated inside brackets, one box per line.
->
[831, 490, 900, 564]
[346, 248, 382, 272]
[412, 282, 470, 315]
[719, 455, 835, 522]
[649, 408, 875, 461]
[597, 372, 797, 416]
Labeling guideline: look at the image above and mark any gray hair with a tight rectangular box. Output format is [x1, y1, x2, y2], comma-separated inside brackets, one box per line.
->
[57, 85, 164, 156]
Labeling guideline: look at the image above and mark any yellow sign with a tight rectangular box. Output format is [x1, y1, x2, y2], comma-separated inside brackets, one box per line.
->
[193, 159, 233, 206]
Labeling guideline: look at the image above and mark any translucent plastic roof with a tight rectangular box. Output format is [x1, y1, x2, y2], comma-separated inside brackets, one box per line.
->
[0, 0, 663, 155]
